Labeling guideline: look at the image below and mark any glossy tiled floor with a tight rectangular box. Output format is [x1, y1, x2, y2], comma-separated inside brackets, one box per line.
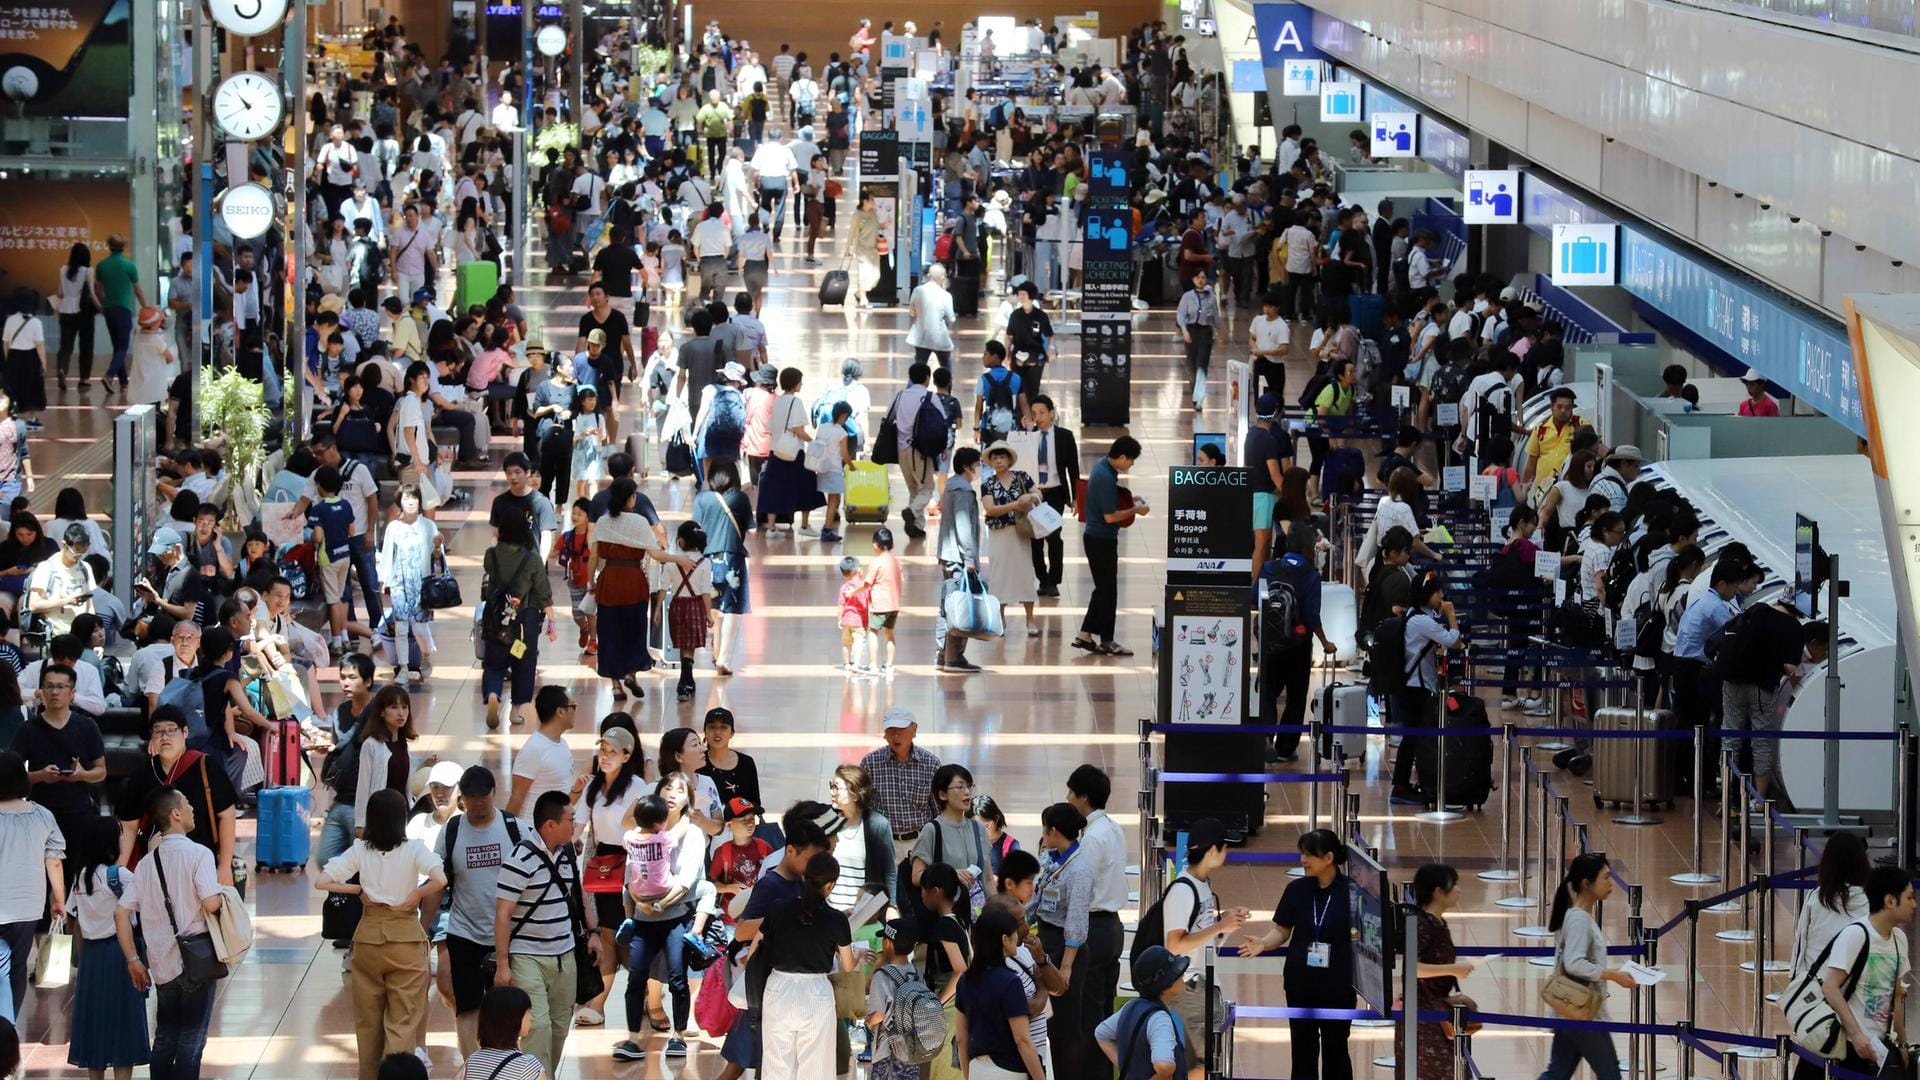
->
[9, 201, 1845, 1079]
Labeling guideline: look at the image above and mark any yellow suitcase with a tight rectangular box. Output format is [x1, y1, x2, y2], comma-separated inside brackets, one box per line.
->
[843, 460, 891, 523]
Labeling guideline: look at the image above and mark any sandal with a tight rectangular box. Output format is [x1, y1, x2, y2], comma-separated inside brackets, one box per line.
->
[1069, 637, 1101, 653]
[1101, 642, 1135, 656]
[649, 1009, 671, 1031]
[622, 675, 646, 699]
[612, 685, 627, 702]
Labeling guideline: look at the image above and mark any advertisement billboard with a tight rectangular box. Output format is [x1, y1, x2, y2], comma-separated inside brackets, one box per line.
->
[0, 0, 130, 118]
[0, 178, 132, 298]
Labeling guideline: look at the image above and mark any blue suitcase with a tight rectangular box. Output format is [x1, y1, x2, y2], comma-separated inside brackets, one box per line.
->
[1322, 446, 1367, 499]
[256, 786, 312, 871]
[1349, 292, 1385, 340]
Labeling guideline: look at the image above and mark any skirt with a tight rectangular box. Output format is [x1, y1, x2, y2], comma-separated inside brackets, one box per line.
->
[986, 524, 1038, 604]
[596, 600, 654, 678]
[68, 934, 151, 1069]
[709, 550, 751, 614]
[669, 595, 710, 649]
[573, 439, 605, 483]
[755, 454, 826, 516]
[5, 349, 45, 413]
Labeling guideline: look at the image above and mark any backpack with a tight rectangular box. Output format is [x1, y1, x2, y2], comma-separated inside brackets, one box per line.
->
[1354, 338, 1384, 403]
[1132, 876, 1202, 955]
[933, 231, 955, 263]
[981, 369, 1017, 434]
[1601, 549, 1638, 613]
[910, 393, 950, 461]
[321, 727, 365, 796]
[811, 384, 848, 427]
[1631, 593, 1668, 661]
[1475, 382, 1514, 444]
[703, 387, 746, 454]
[1261, 574, 1310, 658]
[1429, 364, 1473, 425]
[156, 662, 222, 745]
[1365, 612, 1435, 696]
[481, 548, 536, 647]
[1476, 541, 1538, 591]
[894, 819, 987, 928]
[877, 966, 947, 1066]
[1296, 361, 1333, 410]
[442, 812, 524, 892]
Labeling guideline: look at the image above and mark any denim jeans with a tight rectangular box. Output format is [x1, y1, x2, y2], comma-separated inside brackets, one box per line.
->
[318, 801, 355, 878]
[104, 305, 134, 383]
[1535, 1025, 1621, 1080]
[625, 912, 692, 1035]
[932, 562, 968, 663]
[342, 541, 383, 625]
[153, 975, 218, 1080]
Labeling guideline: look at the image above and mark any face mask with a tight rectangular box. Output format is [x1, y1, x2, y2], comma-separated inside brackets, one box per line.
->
[1473, 299, 1489, 314]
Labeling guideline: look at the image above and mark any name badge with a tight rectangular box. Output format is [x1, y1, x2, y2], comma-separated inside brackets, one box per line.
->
[1307, 942, 1331, 968]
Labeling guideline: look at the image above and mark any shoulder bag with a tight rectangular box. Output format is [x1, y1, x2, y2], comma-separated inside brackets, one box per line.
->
[421, 550, 462, 610]
[771, 396, 804, 461]
[871, 395, 902, 466]
[1784, 922, 1877, 1057]
[154, 844, 229, 993]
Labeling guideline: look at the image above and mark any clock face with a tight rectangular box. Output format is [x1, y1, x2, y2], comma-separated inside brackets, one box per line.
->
[219, 183, 276, 240]
[206, 0, 290, 37]
[536, 25, 568, 58]
[213, 72, 283, 141]
[1, 66, 39, 102]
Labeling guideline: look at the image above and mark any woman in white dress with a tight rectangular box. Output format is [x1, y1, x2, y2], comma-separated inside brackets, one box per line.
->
[979, 441, 1041, 636]
[51, 243, 94, 391]
[127, 306, 176, 408]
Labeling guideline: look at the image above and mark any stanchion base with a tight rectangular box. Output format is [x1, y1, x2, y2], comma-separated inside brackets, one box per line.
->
[1728, 1047, 1774, 1060]
[1286, 867, 1306, 879]
[1353, 1019, 1395, 1029]
[1514, 924, 1553, 938]
[1738, 960, 1791, 974]
[1495, 896, 1537, 909]
[1416, 809, 1466, 823]
[1766, 991, 1783, 1004]
[1526, 955, 1555, 968]
[1535, 741, 1572, 752]
[1612, 813, 1665, 826]
[1714, 928, 1757, 943]
[1372, 1055, 1397, 1069]
[1478, 870, 1522, 882]
[1670, 872, 1723, 886]
[1704, 901, 1742, 914]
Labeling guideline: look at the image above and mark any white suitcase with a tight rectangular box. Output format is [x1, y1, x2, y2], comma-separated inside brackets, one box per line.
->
[1314, 657, 1374, 762]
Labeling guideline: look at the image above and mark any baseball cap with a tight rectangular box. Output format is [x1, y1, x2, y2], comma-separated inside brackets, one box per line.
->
[1739, 370, 1769, 383]
[597, 727, 636, 755]
[427, 760, 464, 788]
[1255, 393, 1280, 419]
[1182, 817, 1229, 861]
[586, 328, 607, 346]
[148, 527, 185, 554]
[411, 286, 435, 304]
[882, 707, 917, 731]
[1498, 286, 1519, 302]
[725, 797, 763, 821]
[883, 917, 922, 952]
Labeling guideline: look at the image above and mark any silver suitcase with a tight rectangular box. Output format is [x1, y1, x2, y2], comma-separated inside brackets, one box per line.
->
[1590, 706, 1677, 811]
[1315, 674, 1373, 762]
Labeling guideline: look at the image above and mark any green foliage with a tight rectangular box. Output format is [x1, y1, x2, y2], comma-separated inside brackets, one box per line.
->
[635, 44, 671, 78]
[198, 366, 270, 489]
[531, 122, 580, 169]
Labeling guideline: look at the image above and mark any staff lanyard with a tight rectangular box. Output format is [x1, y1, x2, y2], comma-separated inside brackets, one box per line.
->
[1310, 892, 1333, 941]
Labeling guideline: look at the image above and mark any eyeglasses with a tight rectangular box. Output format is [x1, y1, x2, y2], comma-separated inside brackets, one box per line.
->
[946, 782, 973, 793]
[41, 683, 73, 693]
[151, 727, 183, 738]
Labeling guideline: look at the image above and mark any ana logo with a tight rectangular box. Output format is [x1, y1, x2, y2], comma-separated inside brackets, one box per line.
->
[1194, 560, 1227, 570]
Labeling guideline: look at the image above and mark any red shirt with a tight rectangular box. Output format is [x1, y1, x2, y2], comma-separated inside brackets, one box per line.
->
[839, 579, 872, 628]
[709, 837, 773, 910]
[1179, 227, 1210, 281]
[1738, 395, 1780, 417]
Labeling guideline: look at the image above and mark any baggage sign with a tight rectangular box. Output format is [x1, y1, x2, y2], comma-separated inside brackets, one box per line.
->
[1166, 466, 1254, 580]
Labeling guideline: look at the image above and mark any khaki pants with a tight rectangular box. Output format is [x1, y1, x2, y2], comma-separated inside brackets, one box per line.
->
[899, 447, 936, 517]
[511, 951, 574, 1079]
[351, 906, 431, 1080]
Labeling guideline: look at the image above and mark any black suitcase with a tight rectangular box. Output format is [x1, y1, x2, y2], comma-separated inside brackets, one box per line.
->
[952, 275, 981, 317]
[1163, 730, 1268, 843]
[1416, 693, 1494, 809]
[819, 269, 850, 307]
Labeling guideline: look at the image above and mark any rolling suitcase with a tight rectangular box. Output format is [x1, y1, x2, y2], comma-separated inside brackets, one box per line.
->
[454, 257, 500, 311]
[255, 785, 312, 871]
[819, 268, 851, 307]
[1591, 705, 1677, 810]
[266, 718, 305, 788]
[1349, 291, 1384, 340]
[1415, 693, 1495, 809]
[843, 460, 890, 523]
[952, 274, 981, 317]
[1312, 657, 1372, 763]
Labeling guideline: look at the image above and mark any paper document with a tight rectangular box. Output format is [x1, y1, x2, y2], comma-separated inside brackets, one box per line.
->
[1622, 962, 1667, 986]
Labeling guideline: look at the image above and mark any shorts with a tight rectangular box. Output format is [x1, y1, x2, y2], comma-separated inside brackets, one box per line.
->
[1252, 491, 1277, 531]
[318, 559, 351, 604]
[816, 465, 845, 495]
[444, 934, 495, 1014]
[569, 583, 591, 612]
[840, 625, 868, 646]
[870, 611, 899, 631]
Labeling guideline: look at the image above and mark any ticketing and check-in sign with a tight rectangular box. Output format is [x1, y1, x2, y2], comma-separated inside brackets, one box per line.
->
[1552, 223, 1619, 286]
[1462, 169, 1522, 225]
[1370, 112, 1418, 157]
[1281, 58, 1325, 95]
[1320, 81, 1362, 122]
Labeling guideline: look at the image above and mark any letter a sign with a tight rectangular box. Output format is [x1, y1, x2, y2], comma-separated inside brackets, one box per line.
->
[1254, 3, 1322, 67]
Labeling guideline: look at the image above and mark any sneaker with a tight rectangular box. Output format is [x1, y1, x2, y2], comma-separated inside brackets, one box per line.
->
[615, 918, 637, 951]
[1524, 702, 1553, 717]
[665, 1037, 689, 1058]
[393, 668, 410, 686]
[946, 658, 983, 673]
[1389, 787, 1425, 806]
[485, 699, 501, 730]
[1500, 698, 1521, 710]
[414, 1047, 431, 1069]
[820, 529, 842, 543]
[612, 1040, 646, 1061]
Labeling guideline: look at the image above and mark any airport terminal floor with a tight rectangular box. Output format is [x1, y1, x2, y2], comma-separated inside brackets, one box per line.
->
[3, 14, 1908, 1080]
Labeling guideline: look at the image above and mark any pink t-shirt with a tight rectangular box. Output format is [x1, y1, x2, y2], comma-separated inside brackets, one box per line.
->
[467, 347, 511, 391]
[839, 579, 872, 629]
[866, 551, 903, 614]
[742, 386, 775, 458]
[624, 829, 673, 899]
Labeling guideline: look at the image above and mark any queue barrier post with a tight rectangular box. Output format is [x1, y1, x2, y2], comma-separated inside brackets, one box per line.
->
[1528, 794, 1573, 965]
[1345, 790, 1362, 847]
[1516, 768, 1554, 938]
[1776, 1034, 1796, 1080]
[1482, 723, 1522, 883]
[1497, 745, 1537, 909]
[1420, 665, 1464, 823]
[1731, 873, 1775, 1061]
[1143, 765, 1163, 910]
[1677, 1020, 1697, 1080]
[1204, 944, 1217, 1074]
[1741, 799, 1790, 976]
[1717, 784, 1757, 942]
[1707, 749, 1741, 915]
[1641, 933, 1661, 1080]
[1685, 900, 1702, 1079]
[1673, 725, 1722, 885]
[1308, 718, 1324, 832]
[1900, 721, 1914, 867]
[1452, 1001, 1471, 1080]
[1628, 884, 1645, 1080]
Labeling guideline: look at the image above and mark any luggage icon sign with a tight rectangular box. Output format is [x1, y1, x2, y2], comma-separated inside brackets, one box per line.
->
[1562, 236, 1606, 275]
[1551, 224, 1618, 284]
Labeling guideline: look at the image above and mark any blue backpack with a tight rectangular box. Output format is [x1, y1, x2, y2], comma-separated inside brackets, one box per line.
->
[155, 660, 221, 745]
[812, 385, 848, 427]
[703, 387, 746, 454]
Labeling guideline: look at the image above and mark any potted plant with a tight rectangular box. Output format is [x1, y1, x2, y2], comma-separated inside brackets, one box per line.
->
[198, 366, 272, 528]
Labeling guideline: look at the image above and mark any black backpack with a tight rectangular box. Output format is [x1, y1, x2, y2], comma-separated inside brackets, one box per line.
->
[1261, 575, 1310, 658]
[1429, 364, 1473, 426]
[482, 548, 536, 647]
[980, 368, 1017, 432]
[1296, 361, 1333, 410]
[910, 393, 951, 461]
[442, 812, 522, 890]
[1475, 383, 1514, 444]
[1365, 612, 1435, 695]
[1133, 876, 1202, 953]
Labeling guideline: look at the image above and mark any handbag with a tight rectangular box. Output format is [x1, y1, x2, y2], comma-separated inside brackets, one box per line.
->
[518, 844, 603, 1006]
[422, 552, 463, 610]
[1028, 502, 1063, 539]
[155, 848, 229, 992]
[582, 852, 625, 894]
[1011, 506, 1035, 541]
[942, 568, 1005, 640]
[322, 881, 365, 940]
[1785, 922, 1876, 1056]
[1540, 967, 1602, 1021]
[771, 396, 804, 461]
[1440, 993, 1483, 1039]
[31, 925, 72, 989]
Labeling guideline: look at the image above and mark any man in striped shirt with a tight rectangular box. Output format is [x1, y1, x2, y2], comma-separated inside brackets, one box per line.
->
[494, 790, 598, 1078]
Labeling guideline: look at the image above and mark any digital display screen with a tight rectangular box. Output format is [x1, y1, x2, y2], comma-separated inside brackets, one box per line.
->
[1794, 514, 1819, 619]
[1347, 846, 1393, 1016]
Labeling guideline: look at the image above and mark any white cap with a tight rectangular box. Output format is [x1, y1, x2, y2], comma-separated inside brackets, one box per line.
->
[1498, 286, 1519, 302]
[427, 761, 464, 788]
[1740, 370, 1769, 383]
[882, 707, 917, 731]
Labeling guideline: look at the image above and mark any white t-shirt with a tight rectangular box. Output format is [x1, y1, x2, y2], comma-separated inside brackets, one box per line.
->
[1553, 479, 1591, 528]
[2, 314, 44, 351]
[322, 838, 442, 906]
[571, 172, 608, 216]
[573, 778, 643, 845]
[748, 142, 797, 181]
[1283, 225, 1317, 274]
[305, 457, 378, 536]
[392, 392, 430, 462]
[827, 821, 868, 912]
[318, 142, 359, 185]
[1824, 920, 1910, 1064]
[513, 730, 577, 808]
[1249, 314, 1289, 360]
[1160, 871, 1218, 947]
[1793, 887, 1869, 976]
